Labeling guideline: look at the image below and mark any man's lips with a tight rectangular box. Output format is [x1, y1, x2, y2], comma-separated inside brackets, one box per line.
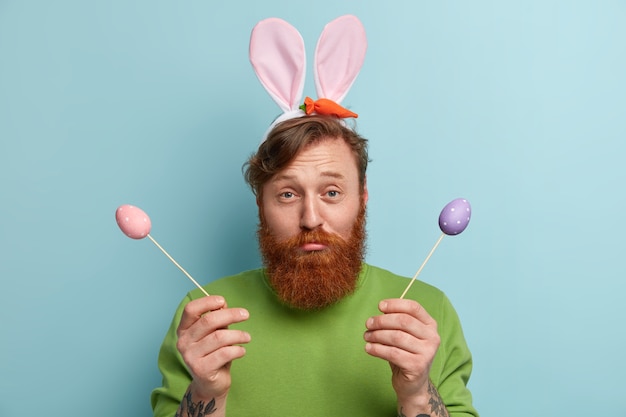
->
[300, 242, 328, 251]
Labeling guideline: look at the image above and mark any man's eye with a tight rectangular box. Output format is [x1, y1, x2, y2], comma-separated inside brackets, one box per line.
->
[281, 192, 294, 199]
[327, 190, 339, 198]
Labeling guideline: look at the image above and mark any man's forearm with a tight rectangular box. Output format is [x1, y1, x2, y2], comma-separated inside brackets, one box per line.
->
[397, 380, 450, 417]
[175, 387, 225, 417]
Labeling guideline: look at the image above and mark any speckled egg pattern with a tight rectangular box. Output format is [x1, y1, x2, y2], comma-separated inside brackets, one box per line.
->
[438, 198, 471, 235]
[115, 204, 151, 239]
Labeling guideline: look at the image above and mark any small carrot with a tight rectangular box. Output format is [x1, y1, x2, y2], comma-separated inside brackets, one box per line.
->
[299, 97, 358, 118]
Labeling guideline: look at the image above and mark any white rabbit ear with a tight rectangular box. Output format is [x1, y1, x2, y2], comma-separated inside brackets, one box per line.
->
[249, 18, 306, 112]
[314, 15, 367, 104]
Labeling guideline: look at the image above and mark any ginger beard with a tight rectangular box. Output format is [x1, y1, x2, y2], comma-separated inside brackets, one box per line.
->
[258, 202, 367, 310]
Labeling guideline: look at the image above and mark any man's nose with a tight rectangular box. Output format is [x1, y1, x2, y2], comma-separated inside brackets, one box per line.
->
[300, 197, 323, 230]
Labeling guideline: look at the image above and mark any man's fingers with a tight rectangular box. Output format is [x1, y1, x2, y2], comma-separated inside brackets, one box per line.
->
[364, 329, 420, 354]
[178, 296, 227, 330]
[378, 299, 436, 325]
[187, 328, 252, 357]
[180, 306, 250, 341]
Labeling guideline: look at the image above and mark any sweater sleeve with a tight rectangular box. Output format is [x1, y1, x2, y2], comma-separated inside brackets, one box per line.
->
[434, 293, 480, 417]
[150, 294, 193, 417]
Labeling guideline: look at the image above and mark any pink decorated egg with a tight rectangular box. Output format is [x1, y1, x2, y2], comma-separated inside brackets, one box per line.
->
[438, 198, 471, 236]
[116, 204, 151, 239]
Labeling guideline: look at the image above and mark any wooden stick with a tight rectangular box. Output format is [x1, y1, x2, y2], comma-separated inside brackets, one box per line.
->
[147, 234, 210, 297]
[400, 233, 445, 299]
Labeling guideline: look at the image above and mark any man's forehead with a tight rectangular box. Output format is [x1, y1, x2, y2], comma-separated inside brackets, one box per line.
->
[277, 141, 357, 175]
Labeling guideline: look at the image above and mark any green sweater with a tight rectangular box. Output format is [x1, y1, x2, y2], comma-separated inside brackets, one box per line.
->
[151, 264, 478, 416]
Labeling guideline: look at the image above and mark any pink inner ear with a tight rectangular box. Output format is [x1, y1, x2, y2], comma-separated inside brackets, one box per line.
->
[314, 15, 367, 103]
[250, 18, 306, 111]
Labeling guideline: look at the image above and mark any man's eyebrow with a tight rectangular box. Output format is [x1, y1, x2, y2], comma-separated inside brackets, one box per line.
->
[272, 171, 346, 182]
[272, 173, 296, 182]
[320, 171, 346, 180]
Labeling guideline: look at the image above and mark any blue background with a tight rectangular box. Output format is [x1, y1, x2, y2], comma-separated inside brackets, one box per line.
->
[1, 1, 625, 415]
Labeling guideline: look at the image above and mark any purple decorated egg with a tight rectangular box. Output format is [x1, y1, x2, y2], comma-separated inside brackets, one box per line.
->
[438, 198, 471, 236]
[116, 204, 152, 239]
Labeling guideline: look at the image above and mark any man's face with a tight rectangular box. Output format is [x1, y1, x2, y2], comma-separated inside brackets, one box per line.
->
[260, 138, 368, 245]
[258, 137, 369, 310]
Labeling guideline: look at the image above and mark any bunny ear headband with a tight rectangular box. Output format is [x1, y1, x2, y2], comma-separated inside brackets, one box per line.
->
[249, 14, 367, 142]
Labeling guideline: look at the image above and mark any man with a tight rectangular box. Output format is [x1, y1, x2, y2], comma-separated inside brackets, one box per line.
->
[151, 115, 479, 416]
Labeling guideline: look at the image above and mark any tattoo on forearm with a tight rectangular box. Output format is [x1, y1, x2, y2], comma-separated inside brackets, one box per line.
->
[396, 381, 449, 417]
[175, 389, 217, 417]
[427, 380, 449, 417]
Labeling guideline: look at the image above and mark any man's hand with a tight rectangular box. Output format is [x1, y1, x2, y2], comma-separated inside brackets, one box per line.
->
[176, 295, 251, 405]
[364, 298, 446, 415]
